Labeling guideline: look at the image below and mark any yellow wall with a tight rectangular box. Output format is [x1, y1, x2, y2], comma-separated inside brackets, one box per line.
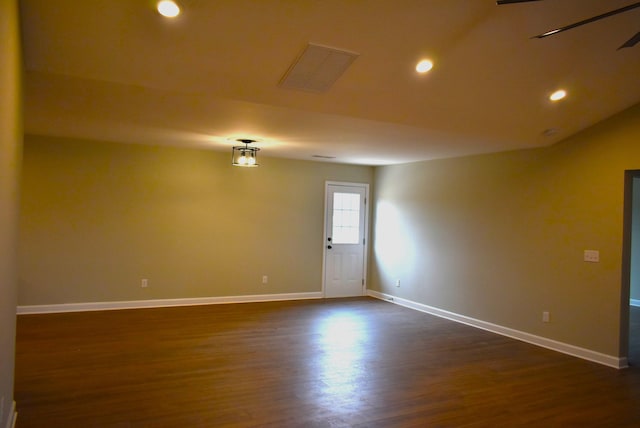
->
[19, 135, 373, 304]
[370, 103, 640, 357]
[0, 0, 21, 423]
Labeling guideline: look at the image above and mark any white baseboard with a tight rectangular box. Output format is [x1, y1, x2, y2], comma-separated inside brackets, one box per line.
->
[631, 299, 640, 307]
[367, 289, 627, 370]
[5, 401, 16, 428]
[17, 292, 323, 315]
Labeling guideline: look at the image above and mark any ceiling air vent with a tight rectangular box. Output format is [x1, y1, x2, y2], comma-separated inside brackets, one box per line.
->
[279, 43, 359, 93]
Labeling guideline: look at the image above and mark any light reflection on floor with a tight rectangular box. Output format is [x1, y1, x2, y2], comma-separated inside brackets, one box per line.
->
[313, 310, 371, 415]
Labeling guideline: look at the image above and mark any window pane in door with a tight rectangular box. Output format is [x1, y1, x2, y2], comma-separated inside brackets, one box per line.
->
[332, 193, 360, 244]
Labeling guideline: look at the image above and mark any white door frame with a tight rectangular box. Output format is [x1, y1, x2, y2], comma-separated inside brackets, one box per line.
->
[321, 181, 370, 297]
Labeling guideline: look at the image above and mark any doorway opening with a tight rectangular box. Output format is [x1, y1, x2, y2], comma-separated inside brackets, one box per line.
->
[622, 170, 640, 366]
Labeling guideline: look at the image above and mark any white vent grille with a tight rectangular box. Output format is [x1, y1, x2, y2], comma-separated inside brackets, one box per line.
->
[279, 43, 359, 93]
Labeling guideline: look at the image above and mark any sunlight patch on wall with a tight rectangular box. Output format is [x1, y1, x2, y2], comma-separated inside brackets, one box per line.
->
[373, 201, 417, 279]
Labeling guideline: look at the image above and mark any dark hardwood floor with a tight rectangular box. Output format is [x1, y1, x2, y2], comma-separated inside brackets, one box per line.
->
[15, 298, 640, 427]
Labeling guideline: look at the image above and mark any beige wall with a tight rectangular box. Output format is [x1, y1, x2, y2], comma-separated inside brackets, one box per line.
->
[19, 135, 373, 304]
[0, 0, 21, 424]
[370, 103, 640, 357]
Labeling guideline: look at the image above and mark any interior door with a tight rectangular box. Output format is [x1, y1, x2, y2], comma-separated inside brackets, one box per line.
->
[324, 183, 368, 298]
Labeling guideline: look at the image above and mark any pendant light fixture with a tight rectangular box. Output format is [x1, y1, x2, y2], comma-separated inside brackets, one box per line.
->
[232, 139, 260, 167]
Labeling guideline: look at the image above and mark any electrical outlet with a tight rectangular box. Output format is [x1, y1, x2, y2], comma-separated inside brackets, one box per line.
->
[141, 278, 148, 288]
[542, 311, 550, 323]
[262, 275, 268, 284]
[395, 279, 401, 287]
[584, 250, 600, 263]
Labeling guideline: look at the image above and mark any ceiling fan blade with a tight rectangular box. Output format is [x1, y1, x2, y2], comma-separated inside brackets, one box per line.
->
[618, 31, 640, 49]
[496, 0, 542, 4]
[534, 2, 640, 39]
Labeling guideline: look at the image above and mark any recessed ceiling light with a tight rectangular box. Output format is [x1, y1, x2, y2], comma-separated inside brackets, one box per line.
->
[549, 89, 567, 101]
[157, 0, 180, 18]
[416, 59, 434, 74]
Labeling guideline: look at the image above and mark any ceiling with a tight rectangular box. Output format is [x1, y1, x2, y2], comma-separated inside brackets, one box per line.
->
[20, 0, 640, 165]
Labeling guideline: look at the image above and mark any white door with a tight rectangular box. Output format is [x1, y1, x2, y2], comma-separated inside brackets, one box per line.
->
[324, 183, 368, 298]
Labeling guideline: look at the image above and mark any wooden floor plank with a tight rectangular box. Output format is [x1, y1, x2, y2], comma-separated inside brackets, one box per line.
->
[14, 297, 640, 427]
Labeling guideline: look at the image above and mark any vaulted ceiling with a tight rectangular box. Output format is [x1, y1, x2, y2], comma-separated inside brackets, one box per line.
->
[20, 0, 640, 165]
